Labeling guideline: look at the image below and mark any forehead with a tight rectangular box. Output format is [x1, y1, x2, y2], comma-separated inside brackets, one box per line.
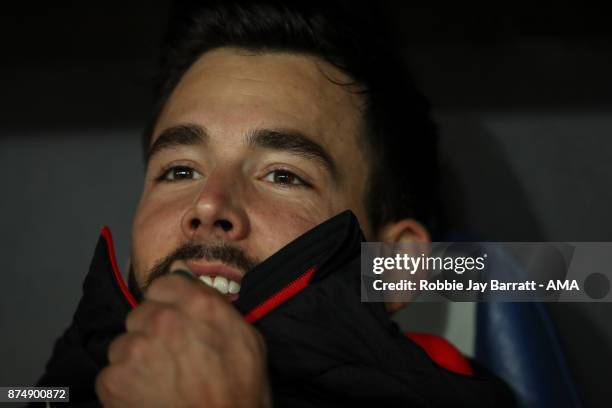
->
[153, 47, 367, 164]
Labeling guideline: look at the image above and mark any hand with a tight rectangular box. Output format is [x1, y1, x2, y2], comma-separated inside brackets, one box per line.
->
[96, 274, 271, 407]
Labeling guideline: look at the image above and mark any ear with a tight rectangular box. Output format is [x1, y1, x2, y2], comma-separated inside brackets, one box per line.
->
[376, 218, 430, 245]
[376, 219, 430, 313]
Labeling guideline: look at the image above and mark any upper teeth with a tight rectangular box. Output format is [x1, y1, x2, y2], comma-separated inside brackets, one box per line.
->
[199, 275, 241, 295]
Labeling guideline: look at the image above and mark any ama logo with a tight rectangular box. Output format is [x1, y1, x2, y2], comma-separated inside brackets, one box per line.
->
[546, 280, 579, 291]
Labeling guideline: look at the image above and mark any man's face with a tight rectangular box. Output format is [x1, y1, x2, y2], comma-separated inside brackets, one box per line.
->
[131, 47, 371, 298]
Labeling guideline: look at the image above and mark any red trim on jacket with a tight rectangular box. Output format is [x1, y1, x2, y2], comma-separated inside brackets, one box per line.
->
[98, 228, 472, 378]
[101, 226, 138, 309]
[406, 332, 474, 376]
[98, 227, 316, 316]
[245, 266, 316, 323]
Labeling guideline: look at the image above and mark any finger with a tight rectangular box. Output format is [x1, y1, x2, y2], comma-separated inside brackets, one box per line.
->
[96, 361, 160, 407]
[146, 273, 218, 303]
[126, 300, 191, 347]
[126, 297, 224, 353]
[125, 299, 178, 333]
[146, 274, 238, 322]
[107, 332, 153, 365]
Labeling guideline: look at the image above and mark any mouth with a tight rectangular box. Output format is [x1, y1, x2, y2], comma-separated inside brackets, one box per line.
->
[177, 260, 244, 301]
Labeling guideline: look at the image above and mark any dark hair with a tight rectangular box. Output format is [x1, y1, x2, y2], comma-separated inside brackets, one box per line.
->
[144, 0, 439, 234]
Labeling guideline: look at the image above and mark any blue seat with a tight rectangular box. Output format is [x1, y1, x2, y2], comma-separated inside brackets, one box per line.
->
[476, 301, 582, 408]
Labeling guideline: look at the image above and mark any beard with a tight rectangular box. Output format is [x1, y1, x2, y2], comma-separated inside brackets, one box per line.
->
[128, 241, 261, 302]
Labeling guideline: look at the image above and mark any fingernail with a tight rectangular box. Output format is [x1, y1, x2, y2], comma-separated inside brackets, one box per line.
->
[174, 268, 197, 281]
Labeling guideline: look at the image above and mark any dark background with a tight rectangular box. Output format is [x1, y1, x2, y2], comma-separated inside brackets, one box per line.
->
[1, 1, 611, 406]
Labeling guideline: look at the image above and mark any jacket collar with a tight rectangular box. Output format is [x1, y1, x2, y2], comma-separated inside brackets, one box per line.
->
[95, 210, 364, 322]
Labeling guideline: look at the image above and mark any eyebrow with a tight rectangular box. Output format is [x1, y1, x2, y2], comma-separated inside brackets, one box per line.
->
[146, 124, 207, 162]
[246, 128, 339, 182]
[148, 124, 339, 182]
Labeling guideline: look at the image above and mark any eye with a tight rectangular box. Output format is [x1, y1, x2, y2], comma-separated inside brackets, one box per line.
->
[263, 169, 309, 187]
[157, 166, 203, 182]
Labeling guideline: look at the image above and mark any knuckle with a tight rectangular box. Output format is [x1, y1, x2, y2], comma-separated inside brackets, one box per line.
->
[96, 366, 122, 401]
[184, 291, 214, 315]
[108, 334, 149, 363]
[149, 306, 181, 334]
[123, 335, 149, 361]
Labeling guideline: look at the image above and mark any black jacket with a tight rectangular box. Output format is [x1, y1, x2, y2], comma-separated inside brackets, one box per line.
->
[36, 211, 515, 407]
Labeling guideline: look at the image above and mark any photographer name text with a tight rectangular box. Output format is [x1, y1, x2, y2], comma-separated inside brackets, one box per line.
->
[372, 279, 580, 292]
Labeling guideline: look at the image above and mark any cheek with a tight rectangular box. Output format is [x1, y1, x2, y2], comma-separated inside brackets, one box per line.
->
[343, 186, 372, 238]
[131, 194, 185, 280]
[245, 191, 335, 260]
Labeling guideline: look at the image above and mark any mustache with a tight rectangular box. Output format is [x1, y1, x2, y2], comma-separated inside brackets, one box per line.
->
[144, 241, 260, 289]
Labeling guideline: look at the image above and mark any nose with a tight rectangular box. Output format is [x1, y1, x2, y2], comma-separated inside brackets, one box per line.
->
[181, 170, 250, 242]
